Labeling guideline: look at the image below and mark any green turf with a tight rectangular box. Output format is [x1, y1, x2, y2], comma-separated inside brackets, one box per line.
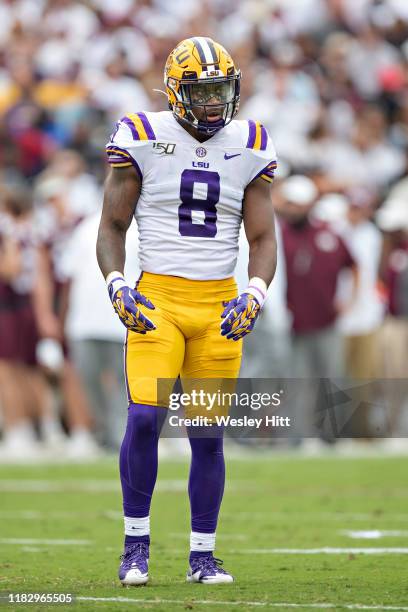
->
[0, 454, 408, 611]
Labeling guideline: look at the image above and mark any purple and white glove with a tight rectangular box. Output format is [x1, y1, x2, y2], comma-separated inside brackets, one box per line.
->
[220, 277, 267, 341]
[107, 272, 156, 334]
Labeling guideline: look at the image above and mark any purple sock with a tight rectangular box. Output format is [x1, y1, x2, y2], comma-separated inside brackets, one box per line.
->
[187, 427, 225, 559]
[119, 403, 166, 546]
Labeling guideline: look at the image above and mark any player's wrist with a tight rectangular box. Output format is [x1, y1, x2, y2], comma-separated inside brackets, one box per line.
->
[244, 277, 267, 307]
[106, 271, 127, 301]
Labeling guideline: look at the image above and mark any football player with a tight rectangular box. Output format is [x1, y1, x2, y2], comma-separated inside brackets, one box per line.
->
[97, 37, 277, 586]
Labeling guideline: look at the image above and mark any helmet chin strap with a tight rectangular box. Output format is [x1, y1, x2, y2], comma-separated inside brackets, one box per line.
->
[175, 112, 224, 136]
[175, 106, 227, 135]
[189, 104, 229, 135]
[196, 117, 225, 135]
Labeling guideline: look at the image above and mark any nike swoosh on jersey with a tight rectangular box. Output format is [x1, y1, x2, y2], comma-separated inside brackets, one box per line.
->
[224, 153, 241, 160]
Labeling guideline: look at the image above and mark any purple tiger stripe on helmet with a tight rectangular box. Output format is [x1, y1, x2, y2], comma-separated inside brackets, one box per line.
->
[246, 120, 257, 149]
[260, 125, 268, 151]
[137, 112, 156, 140]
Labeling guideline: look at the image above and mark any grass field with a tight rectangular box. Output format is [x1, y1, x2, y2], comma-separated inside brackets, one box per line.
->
[0, 452, 408, 611]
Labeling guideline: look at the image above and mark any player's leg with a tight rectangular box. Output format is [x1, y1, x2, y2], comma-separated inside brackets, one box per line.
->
[186, 427, 235, 584]
[118, 403, 167, 585]
[181, 278, 241, 584]
[119, 278, 185, 585]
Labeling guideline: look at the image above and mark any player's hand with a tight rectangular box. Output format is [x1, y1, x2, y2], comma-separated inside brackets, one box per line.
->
[108, 274, 156, 334]
[220, 292, 261, 341]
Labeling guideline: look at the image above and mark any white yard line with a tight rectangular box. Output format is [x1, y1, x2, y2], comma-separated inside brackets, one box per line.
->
[20, 546, 45, 552]
[0, 480, 120, 492]
[0, 479, 246, 493]
[0, 510, 121, 520]
[1, 509, 406, 523]
[224, 512, 408, 522]
[76, 597, 408, 610]
[229, 547, 408, 554]
[341, 530, 408, 539]
[2, 536, 408, 555]
[0, 538, 91, 546]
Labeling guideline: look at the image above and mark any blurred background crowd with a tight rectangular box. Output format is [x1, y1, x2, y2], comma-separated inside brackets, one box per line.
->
[0, 0, 407, 459]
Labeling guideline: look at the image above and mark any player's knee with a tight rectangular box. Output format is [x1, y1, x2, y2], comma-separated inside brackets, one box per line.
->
[127, 403, 166, 440]
[189, 434, 224, 457]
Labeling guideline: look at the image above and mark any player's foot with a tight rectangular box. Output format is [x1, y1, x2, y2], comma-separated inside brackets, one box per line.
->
[187, 553, 234, 584]
[119, 543, 149, 586]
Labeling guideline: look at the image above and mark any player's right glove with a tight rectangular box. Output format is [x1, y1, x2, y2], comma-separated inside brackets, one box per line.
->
[107, 272, 156, 334]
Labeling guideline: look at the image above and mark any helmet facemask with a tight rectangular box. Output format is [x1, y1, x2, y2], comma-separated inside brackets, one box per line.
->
[167, 74, 241, 135]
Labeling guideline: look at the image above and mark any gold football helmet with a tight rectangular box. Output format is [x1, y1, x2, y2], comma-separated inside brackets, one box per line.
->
[164, 37, 241, 135]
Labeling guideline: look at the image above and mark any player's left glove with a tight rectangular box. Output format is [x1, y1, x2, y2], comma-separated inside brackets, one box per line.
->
[220, 277, 267, 341]
[107, 272, 156, 334]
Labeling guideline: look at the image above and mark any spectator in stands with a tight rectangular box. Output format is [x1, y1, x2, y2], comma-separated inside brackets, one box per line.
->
[62, 214, 140, 450]
[278, 175, 358, 374]
[334, 187, 385, 436]
[376, 200, 408, 443]
[33, 168, 102, 459]
[0, 183, 64, 459]
[337, 187, 384, 380]
[278, 175, 359, 443]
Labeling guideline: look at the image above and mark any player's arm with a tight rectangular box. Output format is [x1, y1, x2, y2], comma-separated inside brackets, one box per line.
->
[221, 176, 277, 341]
[97, 166, 156, 333]
[243, 174, 277, 286]
[97, 166, 140, 277]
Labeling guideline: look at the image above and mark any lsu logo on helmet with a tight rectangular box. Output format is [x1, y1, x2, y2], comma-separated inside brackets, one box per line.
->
[164, 37, 241, 135]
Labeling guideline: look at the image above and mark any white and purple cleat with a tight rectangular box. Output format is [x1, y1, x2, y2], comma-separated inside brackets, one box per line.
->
[187, 554, 234, 584]
[119, 543, 149, 586]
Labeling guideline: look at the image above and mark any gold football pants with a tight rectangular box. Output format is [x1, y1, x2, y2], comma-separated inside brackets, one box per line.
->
[124, 272, 242, 407]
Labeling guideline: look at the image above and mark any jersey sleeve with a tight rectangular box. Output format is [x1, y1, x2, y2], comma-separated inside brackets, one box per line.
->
[105, 112, 156, 180]
[243, 120, 278, 185]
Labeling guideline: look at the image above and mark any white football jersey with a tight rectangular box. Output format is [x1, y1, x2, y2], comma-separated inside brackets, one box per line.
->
[106, 111, 277, 280]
